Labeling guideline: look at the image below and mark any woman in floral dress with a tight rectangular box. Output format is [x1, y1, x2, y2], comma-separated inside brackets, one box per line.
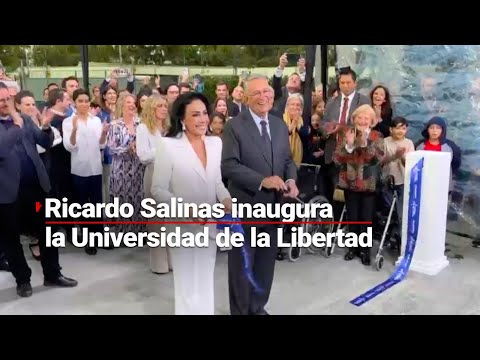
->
[107, 92, 146, 234]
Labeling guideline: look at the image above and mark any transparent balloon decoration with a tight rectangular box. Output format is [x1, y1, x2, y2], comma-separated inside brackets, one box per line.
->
[335, 45, 480, 238]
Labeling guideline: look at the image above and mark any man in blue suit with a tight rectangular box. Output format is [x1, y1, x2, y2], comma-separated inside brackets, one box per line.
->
[0, 82, 77, 298]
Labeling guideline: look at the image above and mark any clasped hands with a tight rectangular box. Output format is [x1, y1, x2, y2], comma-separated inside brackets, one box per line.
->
[261, 176, 299, 198]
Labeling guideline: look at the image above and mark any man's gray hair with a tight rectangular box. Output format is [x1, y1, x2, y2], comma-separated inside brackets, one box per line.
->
[286, 92, 304, 110]
[0, 80, 20, 92]
[244, 74, 269, 93]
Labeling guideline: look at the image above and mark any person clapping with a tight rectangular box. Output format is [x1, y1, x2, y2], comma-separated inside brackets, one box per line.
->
[334, 104, 384, 266]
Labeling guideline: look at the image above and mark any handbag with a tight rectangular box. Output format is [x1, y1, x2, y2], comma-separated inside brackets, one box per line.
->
[333, 188, 345, 202]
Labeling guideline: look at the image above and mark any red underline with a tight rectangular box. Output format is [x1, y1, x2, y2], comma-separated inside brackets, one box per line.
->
[45, 221, 372, 225]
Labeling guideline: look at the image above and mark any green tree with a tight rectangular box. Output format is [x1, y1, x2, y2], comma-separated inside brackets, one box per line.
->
[121, 45, 165, 65]
[32, 45, 81, 66]
[88, 45, 118, 63]
[0, 45, 28, 70]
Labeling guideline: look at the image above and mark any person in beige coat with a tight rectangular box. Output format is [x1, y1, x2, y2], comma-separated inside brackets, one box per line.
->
[136, 95, 172, 274]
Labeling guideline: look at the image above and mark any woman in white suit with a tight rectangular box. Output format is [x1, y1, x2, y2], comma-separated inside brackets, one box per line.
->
[151, 92, 232, 315]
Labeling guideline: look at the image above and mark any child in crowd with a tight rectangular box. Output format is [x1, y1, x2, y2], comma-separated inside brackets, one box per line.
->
[209, 111, 226, 138]
[308, 113, 329, 195]
[90, 101, 101, 117]
[415, 116, 461, 191]
[380, 117, 415, 230]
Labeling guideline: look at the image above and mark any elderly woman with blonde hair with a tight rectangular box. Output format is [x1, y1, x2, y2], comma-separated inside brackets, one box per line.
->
[284, 93, 304, 166]
[136, 95, 173, 274]
[334, 104, 384, 266]
[107, 92, 146, 235]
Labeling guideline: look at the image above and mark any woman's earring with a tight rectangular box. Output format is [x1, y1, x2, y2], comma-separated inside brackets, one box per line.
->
[182, 122, 186, 131]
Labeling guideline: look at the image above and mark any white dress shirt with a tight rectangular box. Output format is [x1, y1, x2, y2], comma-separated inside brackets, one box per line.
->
[249, 108, 271, 139]
[338, 91, 356, 123]
[62, 114, 106, 177]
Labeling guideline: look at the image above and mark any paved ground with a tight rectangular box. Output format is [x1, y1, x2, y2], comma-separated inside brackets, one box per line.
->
[0, 219, 479, 315]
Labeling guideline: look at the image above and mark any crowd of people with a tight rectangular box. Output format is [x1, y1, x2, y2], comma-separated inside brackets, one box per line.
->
[0, 53, 462, 315]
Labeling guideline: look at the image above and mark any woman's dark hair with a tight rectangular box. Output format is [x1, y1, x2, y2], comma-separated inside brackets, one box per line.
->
[14, 90, 35, 105]
[327, 85, 338, 99]
[165, 83, 180, 94]
[100, 85, 118, 111]
[390, 116, 409, 128]
[166, 92, 211, 137]
[212, 97, 229, 118]
[370, 85, 393, 120]
[73, 88, 90, 102]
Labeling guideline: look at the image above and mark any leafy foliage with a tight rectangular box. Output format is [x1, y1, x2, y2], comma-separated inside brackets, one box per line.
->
[0, 45, 30, 70]
[2, 45, 314, 68]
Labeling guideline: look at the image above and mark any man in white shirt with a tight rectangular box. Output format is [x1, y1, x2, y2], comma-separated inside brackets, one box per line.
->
[62, 88, 108, 255]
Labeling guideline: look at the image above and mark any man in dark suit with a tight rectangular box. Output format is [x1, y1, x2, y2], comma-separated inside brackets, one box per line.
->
[228, 85, 247, 117]
[272, 53, 306, 114]
[0, 82, 77, 298]
[221, 75, 299, 315]
[321, 68, 370, 204]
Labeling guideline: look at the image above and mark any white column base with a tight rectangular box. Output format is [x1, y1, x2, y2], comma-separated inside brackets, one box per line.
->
[395, 256, 449, 276]
[396, 151, 452, 277]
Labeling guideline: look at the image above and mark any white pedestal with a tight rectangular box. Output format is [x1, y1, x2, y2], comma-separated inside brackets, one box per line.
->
[395, 150, 450, 276]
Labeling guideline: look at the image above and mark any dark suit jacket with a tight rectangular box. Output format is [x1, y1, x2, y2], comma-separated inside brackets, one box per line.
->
[227, 100, 240, 117]
[322, 92, 371, 164]
[221, 109, 297, 206]
[0, 114, 54, 204]
[373, 107, 393, 138]
[272, 73, 305, 114]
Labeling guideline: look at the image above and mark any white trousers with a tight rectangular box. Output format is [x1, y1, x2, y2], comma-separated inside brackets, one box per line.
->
[169, 225, 217, 315]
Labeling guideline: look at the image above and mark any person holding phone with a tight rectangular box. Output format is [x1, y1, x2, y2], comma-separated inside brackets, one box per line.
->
[272, 53, 306, 114]
[99, 68, 135, 96]
[333, 104, 384, 266]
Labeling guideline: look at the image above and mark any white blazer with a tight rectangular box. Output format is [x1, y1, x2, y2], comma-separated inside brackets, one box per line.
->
[151, 133, 231, 227]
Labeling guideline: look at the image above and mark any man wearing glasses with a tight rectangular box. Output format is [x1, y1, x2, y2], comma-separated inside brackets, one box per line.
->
[0, 81, 77, 298]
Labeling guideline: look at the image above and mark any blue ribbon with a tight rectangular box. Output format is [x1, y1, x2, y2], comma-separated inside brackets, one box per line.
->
[350, 157, 424, 306]
[216, 214, 264, 294]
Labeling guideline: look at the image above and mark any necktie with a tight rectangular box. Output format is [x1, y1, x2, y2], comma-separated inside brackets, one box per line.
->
[260, 120, 272, 164]
[339, 97, 349, 125]
[337, 97, 349, 143]
[260, 120, 270, 143]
